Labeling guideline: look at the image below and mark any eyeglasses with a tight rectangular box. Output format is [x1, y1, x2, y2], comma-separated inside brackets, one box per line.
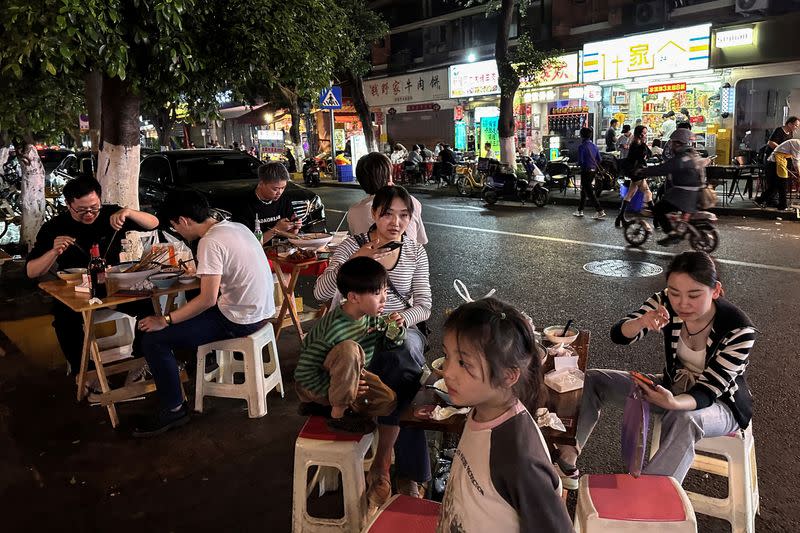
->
[69, 205, 101, 216]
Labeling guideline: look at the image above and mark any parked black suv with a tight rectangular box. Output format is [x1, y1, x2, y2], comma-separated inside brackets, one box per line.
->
[138, 150, 326, 231]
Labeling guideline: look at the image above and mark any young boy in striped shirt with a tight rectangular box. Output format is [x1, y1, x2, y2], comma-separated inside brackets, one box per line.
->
[295, 256, 404, 434]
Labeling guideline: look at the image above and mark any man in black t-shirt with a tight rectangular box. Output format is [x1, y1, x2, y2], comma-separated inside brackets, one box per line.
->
[758, 116, 799, 206]
[26, 176, 160, 374]
[604, 119, 618, 152]
[229, 161, 301, 241]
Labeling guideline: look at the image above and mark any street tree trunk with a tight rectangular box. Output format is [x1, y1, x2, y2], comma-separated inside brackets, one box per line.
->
[279, 85, 306, 166]
[0, 130, 9, 168]
[155, 105, 177, 152]
[347, 72, 377, 153]
[84, 70, 102, 153]
[97, 76, 141, 209]
[19, 142, 46, 251]
[496, 0, 519, 166]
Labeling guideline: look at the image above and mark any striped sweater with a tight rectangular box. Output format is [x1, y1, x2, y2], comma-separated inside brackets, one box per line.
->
[611, 290, 757, 429]
[313, 233, 432, 326]
[294, 307, 404, 396]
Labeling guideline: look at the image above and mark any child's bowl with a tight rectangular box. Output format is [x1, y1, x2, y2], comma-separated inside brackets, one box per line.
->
[543, 325, 579, 345]
[178, 274, 196, 285]
[148, 272, 180, 290]
[432, 378, 454, 405]
[431, 357, 445, 375]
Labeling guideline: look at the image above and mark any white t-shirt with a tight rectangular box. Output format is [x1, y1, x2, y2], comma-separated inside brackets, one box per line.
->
[195, 220, 274, 324]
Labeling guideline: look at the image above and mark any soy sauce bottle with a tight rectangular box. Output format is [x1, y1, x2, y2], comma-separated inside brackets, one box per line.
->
[88, 244, 108, 298]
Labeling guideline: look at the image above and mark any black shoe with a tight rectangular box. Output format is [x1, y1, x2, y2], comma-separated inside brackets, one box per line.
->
[326, 411, 376, 435]
[614, 216, 623, 228]
[657, 234, 682, 246]
[132, 403, 190, 438]
[298, 402, 332, 417]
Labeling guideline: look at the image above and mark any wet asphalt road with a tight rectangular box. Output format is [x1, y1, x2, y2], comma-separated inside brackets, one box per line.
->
[317, 186, 800, 531]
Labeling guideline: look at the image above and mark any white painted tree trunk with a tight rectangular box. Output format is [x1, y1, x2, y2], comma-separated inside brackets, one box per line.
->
[97, 143, 140, 209]
[0, 146, 9, 169]
[293, 144, 305, 169]
[500, 136, 516, 167]
[19, 145, 46, 251]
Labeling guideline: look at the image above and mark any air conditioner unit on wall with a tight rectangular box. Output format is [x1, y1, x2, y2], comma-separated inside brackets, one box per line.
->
[735, 0, 770, 13]
[634, 0, 666, 27]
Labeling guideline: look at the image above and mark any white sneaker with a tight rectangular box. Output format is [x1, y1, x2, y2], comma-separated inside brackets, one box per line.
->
[592, 211, 607, 220]
[572, 211, 584, 217]
[554, 461, 580, 491]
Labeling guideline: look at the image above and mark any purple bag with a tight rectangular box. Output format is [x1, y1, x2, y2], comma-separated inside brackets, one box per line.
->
[621, 384, 650, 477]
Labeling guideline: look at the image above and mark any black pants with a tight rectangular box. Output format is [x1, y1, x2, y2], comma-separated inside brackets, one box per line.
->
[52, 299, 153, 374]
[578, 170, 601, 212]
[653, 200, 680, 234]
[758, 161, 779, 206]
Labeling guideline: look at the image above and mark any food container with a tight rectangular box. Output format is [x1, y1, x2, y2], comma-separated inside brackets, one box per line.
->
[178, 274, 196, 285]
[432, 378, 453, 405]
[543, 325, 579, 345]
[106, 263, 160, 293]
[56, 267, 87, 283]
[288, 233, 333, 251]
[148, 272, 180, 290]
[544, 368, 585, 393]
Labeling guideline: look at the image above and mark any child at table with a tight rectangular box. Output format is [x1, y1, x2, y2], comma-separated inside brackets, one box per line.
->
[437, 298, 572, 533]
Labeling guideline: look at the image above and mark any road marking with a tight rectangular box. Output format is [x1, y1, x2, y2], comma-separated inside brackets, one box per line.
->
[327, 209, 346, 213]
[425, 204, 485, 212]
[425, 221, 800, 274]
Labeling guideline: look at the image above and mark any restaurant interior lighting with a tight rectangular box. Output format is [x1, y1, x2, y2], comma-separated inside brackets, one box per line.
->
[467, 52, 477, 63]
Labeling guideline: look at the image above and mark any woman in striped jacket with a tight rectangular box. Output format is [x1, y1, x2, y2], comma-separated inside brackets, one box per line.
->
[554, 251, 756, 489]
[314, 184, 432, 504]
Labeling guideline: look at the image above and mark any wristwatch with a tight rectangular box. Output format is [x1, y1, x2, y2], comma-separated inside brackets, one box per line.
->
[164, 313, 172, 326]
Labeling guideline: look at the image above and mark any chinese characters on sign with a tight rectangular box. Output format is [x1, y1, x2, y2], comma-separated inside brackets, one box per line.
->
[648, 82, 687, 94]
[519, 54, 579, 89]
[582, 24, 711, 82]
[363, 68, 449, 107]
[450, 55, 579, 98]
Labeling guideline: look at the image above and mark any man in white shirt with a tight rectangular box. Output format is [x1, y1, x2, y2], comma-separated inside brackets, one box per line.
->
[661, 111, 677, 140]
[134, 190, 273, 437]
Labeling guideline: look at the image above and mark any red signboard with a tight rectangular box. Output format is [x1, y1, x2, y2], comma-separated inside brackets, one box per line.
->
[374, 111, 384, 125]
[406, 103, 438, 112]
[689, 115, 705, 124]
[454, 106, 464, 121]
[648, 82, 686, 94]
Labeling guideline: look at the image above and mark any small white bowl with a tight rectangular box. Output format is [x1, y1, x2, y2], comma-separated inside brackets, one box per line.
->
[288, 233, 333, 251]
[178, 274, 196, 285]
[148, 272, 180, 290]
[543, 326, 579, 345]
[432, 378, 453, 405]
[431, 357, 445, 375]
[56, 268, 86, 283]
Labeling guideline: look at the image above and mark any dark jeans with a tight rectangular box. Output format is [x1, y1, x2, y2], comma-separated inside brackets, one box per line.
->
[653, 200, 680, 233]
[758, 161, 780, 206]
[52, 299, 153, 374]
[368, 328, 431, 482]
[578, 169, 601, 212]
[141, 306, 267, 410]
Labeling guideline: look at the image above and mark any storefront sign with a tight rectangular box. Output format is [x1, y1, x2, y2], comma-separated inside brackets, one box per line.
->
[648, 82, 686, 94]
[479, 116, 500, 157]
[455, 121, 467, 150]
[519, 54, 580, 89]
[522, 89, 558, 103]
[449, 60, 500, 98]
[454, 106, 464, 121]
[584, 85, 602, 102]
[374, 111, 384, 125]
[690, 115, 705, 124]
[363, 68, 449, 107]
[715, 28, 753, 48]
[582, 24, 711, 82]
[406, 103, 442, 112]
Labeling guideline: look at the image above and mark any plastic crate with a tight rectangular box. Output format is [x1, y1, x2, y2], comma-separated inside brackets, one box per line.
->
[337, 164, 354, 182]
[619, 185, 644, 212]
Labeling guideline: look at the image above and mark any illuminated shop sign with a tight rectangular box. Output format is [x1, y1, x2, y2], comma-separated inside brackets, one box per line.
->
[449, 54, 579, 98]
[648, 82, 686, 94]
[715, 28, 754, 48]
[363, 68, 449, 107]
[582, 24, 711, 82]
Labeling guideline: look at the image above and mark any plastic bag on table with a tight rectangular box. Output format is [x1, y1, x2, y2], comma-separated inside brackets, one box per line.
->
[621, 384, 650, 478]
[119, 230, 159, 263]
[161, 231, 196, 272]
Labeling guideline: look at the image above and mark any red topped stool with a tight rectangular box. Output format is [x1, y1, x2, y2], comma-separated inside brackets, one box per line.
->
[361, 495, 440, 532]
[292, 416, 375, 533]
[574, 474, 697, 532]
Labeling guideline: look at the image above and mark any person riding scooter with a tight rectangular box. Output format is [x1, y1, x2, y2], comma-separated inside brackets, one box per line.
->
[636, 128, 702, 246]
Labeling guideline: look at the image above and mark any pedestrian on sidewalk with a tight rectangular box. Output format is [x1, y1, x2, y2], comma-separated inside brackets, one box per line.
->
[573, 127, 606, 220]
[616, 124, 632, 159]
[615, 125, 655, 228]
[604, 119, 618, 152]
[553, 251, 756, 491]
[134, 190, 274, 437]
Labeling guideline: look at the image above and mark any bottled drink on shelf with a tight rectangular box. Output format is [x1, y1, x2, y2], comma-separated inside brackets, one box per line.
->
[88, 244, 108, 299]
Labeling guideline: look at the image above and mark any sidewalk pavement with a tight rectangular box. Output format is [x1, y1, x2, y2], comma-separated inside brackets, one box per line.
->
[318, 178, 800, 221]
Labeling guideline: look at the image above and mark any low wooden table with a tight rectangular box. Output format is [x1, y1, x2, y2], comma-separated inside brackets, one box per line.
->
[39, 278, 198, 428]
[266, 250, 329, 342]
[399, 331, 591, 448]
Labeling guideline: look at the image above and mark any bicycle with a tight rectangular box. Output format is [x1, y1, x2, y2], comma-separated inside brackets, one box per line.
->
[454, 162, 485, 196]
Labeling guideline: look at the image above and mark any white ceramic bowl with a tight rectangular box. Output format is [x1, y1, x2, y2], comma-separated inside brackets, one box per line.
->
[178, 274, 196, 285]
[431, 357, 445, 375]
[148, 272, 180, 290]
[432, 378, 453, 405]
[106, 264, 161, 290]
[288, 233, 333, 251]
[543, 325, 579, 345]
[56, 268, 86, 283]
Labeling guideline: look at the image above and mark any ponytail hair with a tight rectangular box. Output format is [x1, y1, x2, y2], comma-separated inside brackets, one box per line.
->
[443, 298, 543, 410]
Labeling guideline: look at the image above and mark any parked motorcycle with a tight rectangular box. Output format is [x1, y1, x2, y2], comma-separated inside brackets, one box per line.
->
[482, 162, 548, 207]
[302, 157, 321, 187]
[623, 210, 719, 253]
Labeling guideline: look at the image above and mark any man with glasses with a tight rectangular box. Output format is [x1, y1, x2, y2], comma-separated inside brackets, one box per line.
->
[26, 176, 159, 375]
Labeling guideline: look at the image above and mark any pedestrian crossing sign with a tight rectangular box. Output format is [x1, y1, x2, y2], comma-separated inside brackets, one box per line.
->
[319, 86, 343, 109]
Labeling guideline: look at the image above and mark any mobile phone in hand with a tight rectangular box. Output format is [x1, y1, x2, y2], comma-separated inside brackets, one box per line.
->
[379, 241, 402, 251]
[629, 371, 658, 390]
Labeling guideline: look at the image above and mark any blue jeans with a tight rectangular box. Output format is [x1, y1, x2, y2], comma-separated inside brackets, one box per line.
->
[576, 369, 739, 482]
[141, 306, 267, 410]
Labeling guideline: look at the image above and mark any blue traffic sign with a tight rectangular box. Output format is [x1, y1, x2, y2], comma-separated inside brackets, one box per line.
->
[319, 86, 343, 109]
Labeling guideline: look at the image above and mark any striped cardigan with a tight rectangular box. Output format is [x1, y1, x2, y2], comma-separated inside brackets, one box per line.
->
[611, 290, 756, 429]
[313, 233, 432, 327]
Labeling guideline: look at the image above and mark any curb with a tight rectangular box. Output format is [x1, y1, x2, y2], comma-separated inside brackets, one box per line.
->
[315, 180, 799, 221]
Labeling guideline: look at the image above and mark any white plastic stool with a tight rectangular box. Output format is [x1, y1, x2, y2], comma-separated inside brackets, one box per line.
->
[194, 322, 284, 418]
[91, 309, 137, 364]
[574, 474, 697, 532]
[650, 418, 759, 533]
[292, 416, 374, 533]
[361, 495, 440, 532]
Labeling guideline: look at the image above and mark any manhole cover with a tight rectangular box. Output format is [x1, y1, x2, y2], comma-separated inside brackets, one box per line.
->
[583, 260, 663, 278]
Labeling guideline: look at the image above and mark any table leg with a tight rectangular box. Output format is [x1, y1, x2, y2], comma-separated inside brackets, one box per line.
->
[271, 264, 292, 339]
[76, 309, 94, 402]
[284, 266, 305, 340]
[89, 337, 119, 427]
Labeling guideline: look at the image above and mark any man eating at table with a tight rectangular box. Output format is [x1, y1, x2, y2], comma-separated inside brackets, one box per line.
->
[135, 190, 274, 437]
[26, 176, 159, 377]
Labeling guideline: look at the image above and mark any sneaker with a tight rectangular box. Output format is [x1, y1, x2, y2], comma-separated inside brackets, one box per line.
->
[592, 211, 607, 220]
[572, 211, 584, 217]
[124, 362, 152, 386]
[553, 459, 580, 491]
[132, 403, 191, 438]
[326, 411, 376, 435]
